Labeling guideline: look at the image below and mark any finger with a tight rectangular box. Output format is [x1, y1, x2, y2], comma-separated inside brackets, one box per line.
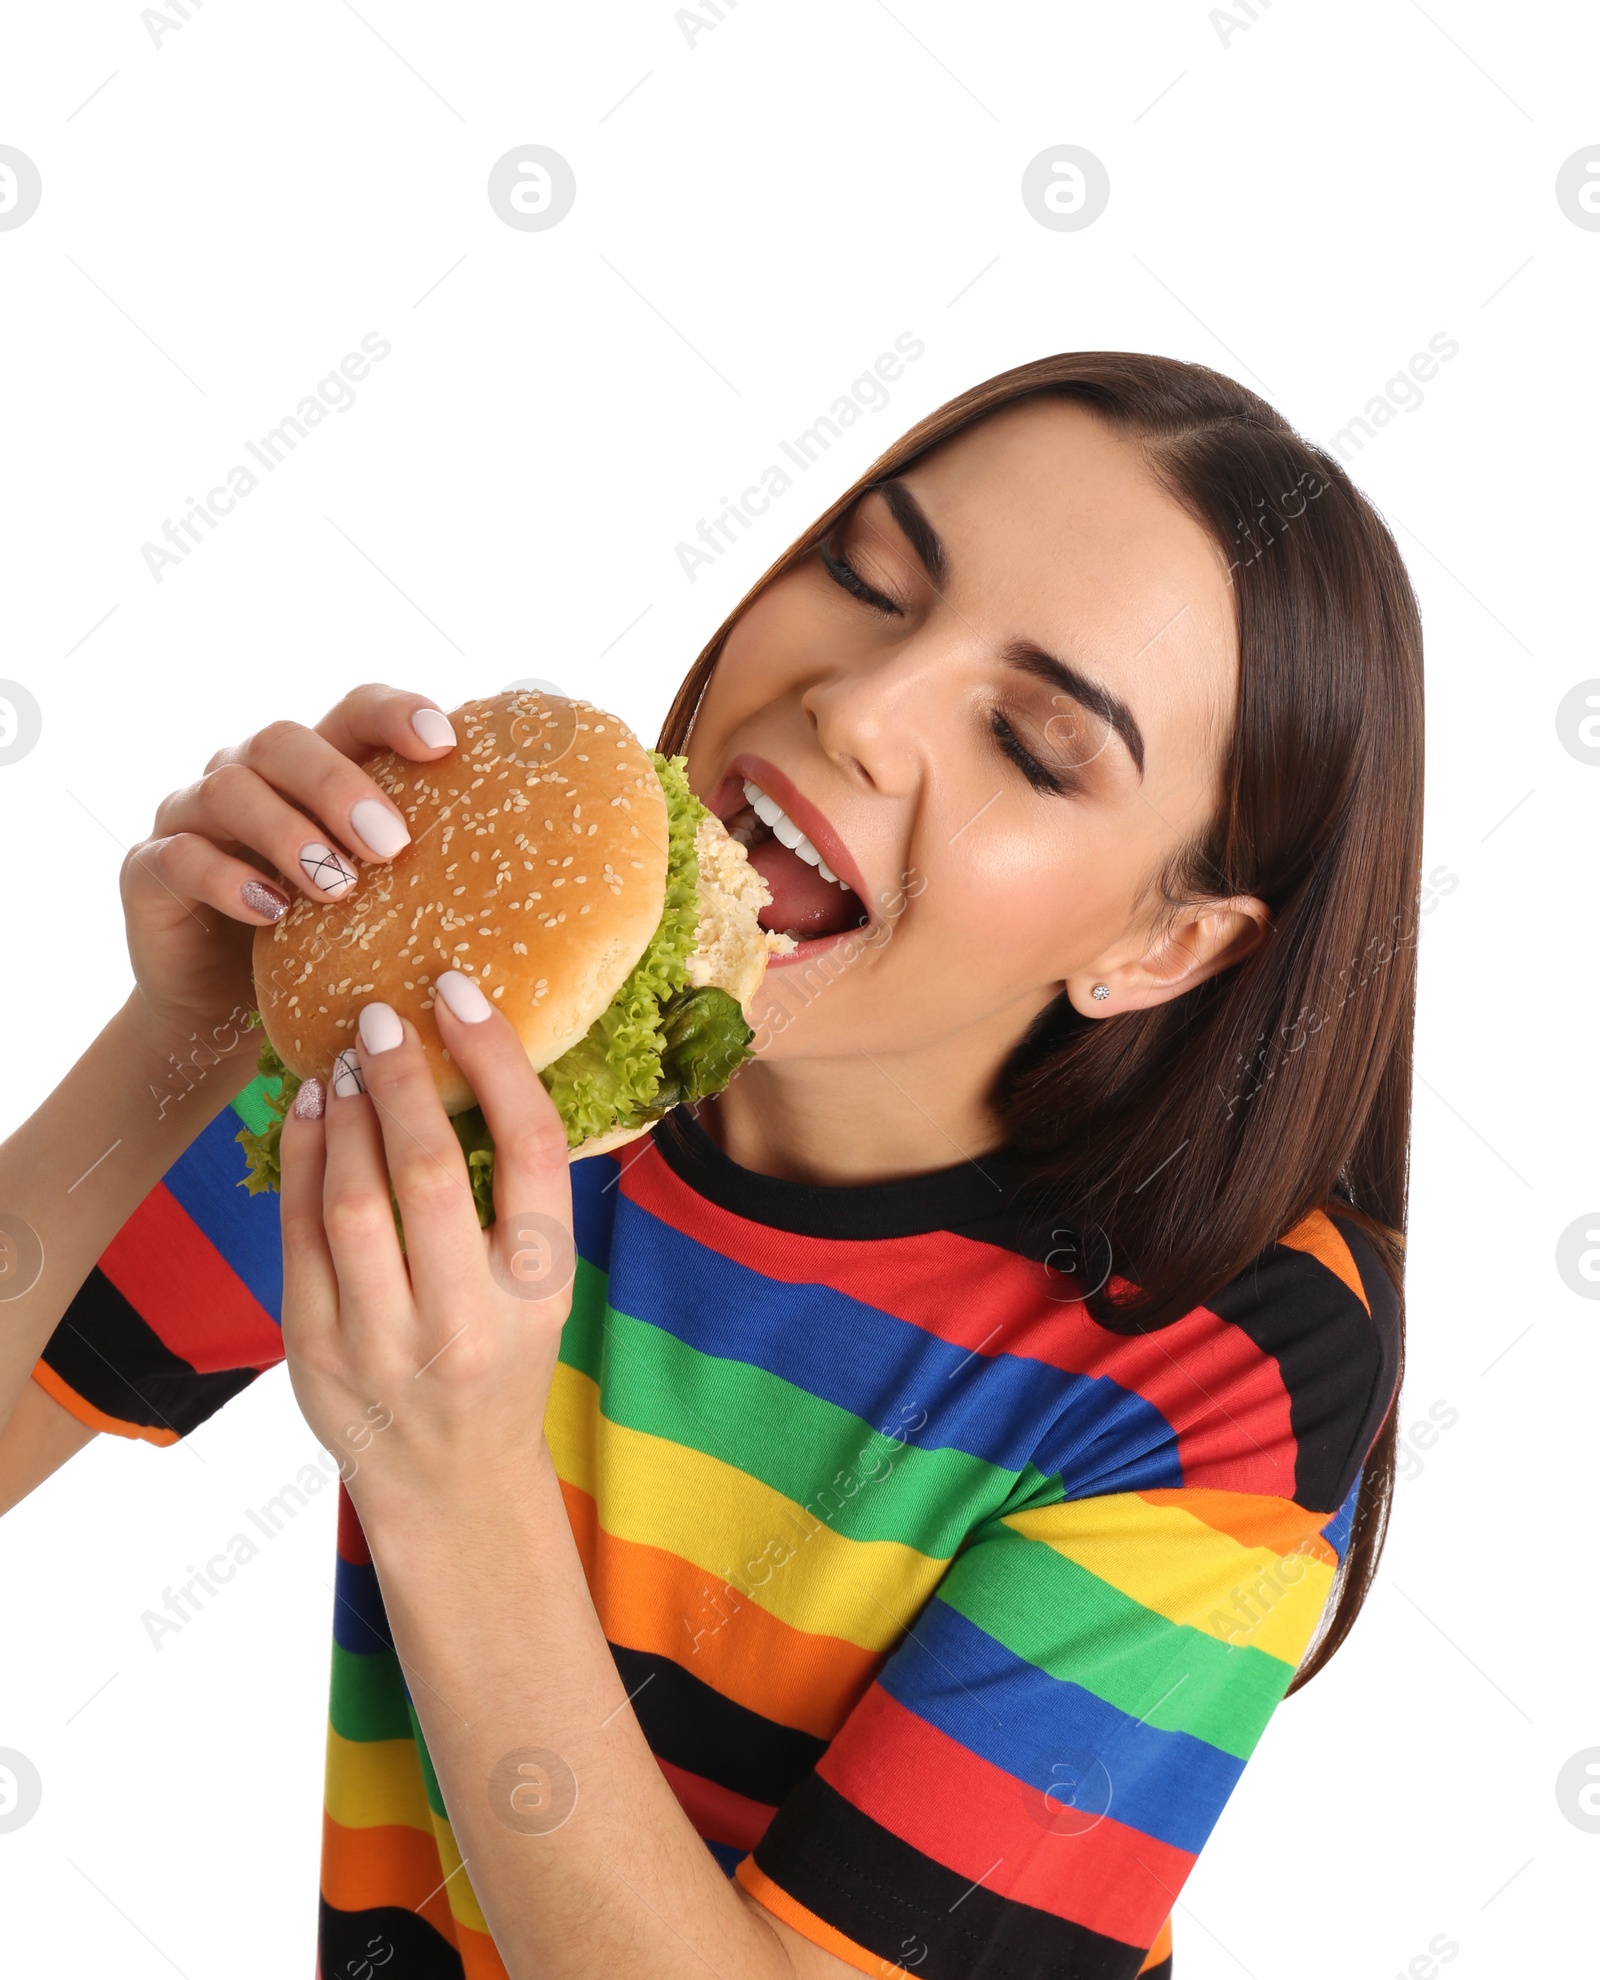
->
[275, 1074, 340, 1362]
[320, 1038, 418, 1349]
[430, 971, 576, 1308]
[147, 756, 369, 920]
[121, 829, 300, 933]
[164, 721, 412, 878]
[344, 1004, 486, 1324]
[308, 681, 457, 768]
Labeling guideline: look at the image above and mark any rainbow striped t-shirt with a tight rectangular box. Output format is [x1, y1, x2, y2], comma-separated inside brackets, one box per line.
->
[33, 1067, 1399, 1979]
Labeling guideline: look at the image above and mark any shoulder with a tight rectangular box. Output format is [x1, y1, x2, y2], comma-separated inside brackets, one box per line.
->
[1200, 1208, 1401, 1513]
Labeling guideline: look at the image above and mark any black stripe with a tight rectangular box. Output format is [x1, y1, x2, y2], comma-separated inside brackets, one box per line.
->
[318, 1898, 465, 1978]
[753, 1772, 1155, 1979]
[41, 1266, 260, 1437]
[653, 1105, 1051, 1242]
[610, 1642, 825, 1807]
[1202, 1215, 1397, 1512]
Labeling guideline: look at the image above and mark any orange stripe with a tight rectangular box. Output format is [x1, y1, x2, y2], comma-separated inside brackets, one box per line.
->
[455, 1921, 512, 1980]
[1280, 1209, 1368, 1311]
[1135, 1487, 1338, 1566]
[320, 1812, 460, 1944]
[735, 1859, 893, 1977]
[560, 1478, 884, 1740]
[1139, 1913, 1174, 1969]
[30, 1362, 176, 1445]
[321, 1813, 511, 1978]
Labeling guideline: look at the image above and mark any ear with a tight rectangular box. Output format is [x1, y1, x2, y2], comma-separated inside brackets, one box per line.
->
[1064, 896, 1272, 1019]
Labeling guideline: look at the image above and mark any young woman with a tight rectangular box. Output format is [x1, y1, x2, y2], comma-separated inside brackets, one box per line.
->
[0, 352, 1419, 1979]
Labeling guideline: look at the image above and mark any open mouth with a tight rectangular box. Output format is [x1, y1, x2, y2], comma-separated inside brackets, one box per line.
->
[711, 765, 872, 948]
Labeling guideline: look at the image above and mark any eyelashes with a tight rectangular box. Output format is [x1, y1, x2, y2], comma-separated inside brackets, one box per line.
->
[990, 710, 1075, 795]
[819, 536, 903, 617]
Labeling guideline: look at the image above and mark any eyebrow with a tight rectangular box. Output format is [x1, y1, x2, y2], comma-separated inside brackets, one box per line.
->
[869, 478, 1147, 779]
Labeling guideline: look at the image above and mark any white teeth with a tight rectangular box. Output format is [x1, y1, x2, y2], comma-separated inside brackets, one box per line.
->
[738, 776, 855, 890]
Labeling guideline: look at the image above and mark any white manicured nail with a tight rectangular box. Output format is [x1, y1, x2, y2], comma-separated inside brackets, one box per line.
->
[331, 1048, 365, 1099]
[301, 842, 358, 896]
[358, 1002, 403, 1055]
[350, 798, 410, 859]
[436, 969, 493, 1023]
[411, 708, 456, 748]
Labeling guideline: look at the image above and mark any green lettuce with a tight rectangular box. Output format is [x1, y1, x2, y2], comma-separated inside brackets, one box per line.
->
[234, 749, 754, 1234]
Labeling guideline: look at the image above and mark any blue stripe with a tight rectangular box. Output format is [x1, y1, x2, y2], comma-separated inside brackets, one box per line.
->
[155, 1108, 285, 1324]
[605, 1195, 1180, 1488]
[877, 1600, 1242, 1856]
[332, 1554, 394, 1655]
[704, 1837, 746, 1877]
[1320, 1465, 1362, 1562]
[571, 1149, 622, 1275]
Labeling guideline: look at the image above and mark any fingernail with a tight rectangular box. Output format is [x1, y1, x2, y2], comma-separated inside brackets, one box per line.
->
[301, 842, 358, 896]
[411, 708, 456, 749]
[350, 798, 410, 859]
[331, 1048, 366, 1099]
[293, 1076, 326, 1120]
[358, 1001, 404, 1055]
[241, 879, 290, 921]
[435, 969, 493, 1023]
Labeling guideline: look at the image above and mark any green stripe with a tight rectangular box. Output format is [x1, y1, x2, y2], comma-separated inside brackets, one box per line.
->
[329, 1639, 413, 1744]
[940, 1523, 1295, 1760]
[558, 1285, 1016, 1558]
[409, 1698, 449, 1820]
[229, 1072, 284, 1136]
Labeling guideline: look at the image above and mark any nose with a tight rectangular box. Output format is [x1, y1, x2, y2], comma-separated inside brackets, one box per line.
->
[801, 615, 975, 796]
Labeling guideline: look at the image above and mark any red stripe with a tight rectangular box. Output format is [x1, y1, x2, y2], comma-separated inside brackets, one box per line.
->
[336, 1483, 372, 1567]
[815, 1685, 1194, 1944]
[101, 1183, 283, 1373]
[655, 1755, 775, 1853]
[622, 1149, 1297, 1498]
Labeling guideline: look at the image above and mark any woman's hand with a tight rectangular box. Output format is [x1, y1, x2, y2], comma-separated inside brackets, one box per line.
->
[122, 683, 459, 1059]
[275, 968, 576, 1515]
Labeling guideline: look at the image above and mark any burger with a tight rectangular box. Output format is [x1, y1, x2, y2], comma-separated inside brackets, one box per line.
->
[236, 689, 793, 1228]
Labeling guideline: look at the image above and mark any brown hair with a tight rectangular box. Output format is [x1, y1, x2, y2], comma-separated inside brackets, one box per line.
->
[657, 353, 1421, 1694]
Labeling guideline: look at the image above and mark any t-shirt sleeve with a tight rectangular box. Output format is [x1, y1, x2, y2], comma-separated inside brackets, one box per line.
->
[30, 1090, 288, 1445]
[736, 1210, 1400, 1979]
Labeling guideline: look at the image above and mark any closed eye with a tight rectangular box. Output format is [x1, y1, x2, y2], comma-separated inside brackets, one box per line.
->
[819, 536, 903, 618]
[991, 709, 1077, 796]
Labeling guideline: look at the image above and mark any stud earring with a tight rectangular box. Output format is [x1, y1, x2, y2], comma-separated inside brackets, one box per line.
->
[1091, 984, 1111, 1002]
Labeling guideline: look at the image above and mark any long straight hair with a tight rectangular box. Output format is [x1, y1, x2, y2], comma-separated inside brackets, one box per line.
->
[657, 353, 1422, 1693]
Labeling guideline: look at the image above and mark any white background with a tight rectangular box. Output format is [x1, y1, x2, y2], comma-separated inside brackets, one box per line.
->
[1, 1, 1596, 1973]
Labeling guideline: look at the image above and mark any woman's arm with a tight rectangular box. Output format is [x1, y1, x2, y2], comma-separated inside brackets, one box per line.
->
[275, 993, 853, 1978]
[0, 684, 463, 1486]
[0, 991, 261, 1447]
[362, 1454, 850, 1980]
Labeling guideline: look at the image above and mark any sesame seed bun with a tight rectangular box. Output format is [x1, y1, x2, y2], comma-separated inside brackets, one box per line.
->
[251, 690, 671, 1123]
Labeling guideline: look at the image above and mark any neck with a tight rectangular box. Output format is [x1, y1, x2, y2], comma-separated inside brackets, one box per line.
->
[696, 989, 1056, 1187]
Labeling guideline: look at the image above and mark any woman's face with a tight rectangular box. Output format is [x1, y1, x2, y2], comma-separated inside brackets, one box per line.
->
[686, 396, 1249, 1067]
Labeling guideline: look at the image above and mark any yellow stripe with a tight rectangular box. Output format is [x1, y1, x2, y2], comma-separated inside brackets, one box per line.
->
[324, 1728, 490, 1935]
[425, 1804, 489, 1937]
[546, 1359, 944, 1652]
[1004, 1493, 1335, 1662]
[324, 1727, 435, 1834]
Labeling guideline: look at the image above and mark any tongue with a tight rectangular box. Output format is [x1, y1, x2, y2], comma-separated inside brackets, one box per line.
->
[749, 837, 865, 940]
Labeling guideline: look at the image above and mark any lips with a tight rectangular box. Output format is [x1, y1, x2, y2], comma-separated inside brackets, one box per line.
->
[708, 753, 875, 950]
